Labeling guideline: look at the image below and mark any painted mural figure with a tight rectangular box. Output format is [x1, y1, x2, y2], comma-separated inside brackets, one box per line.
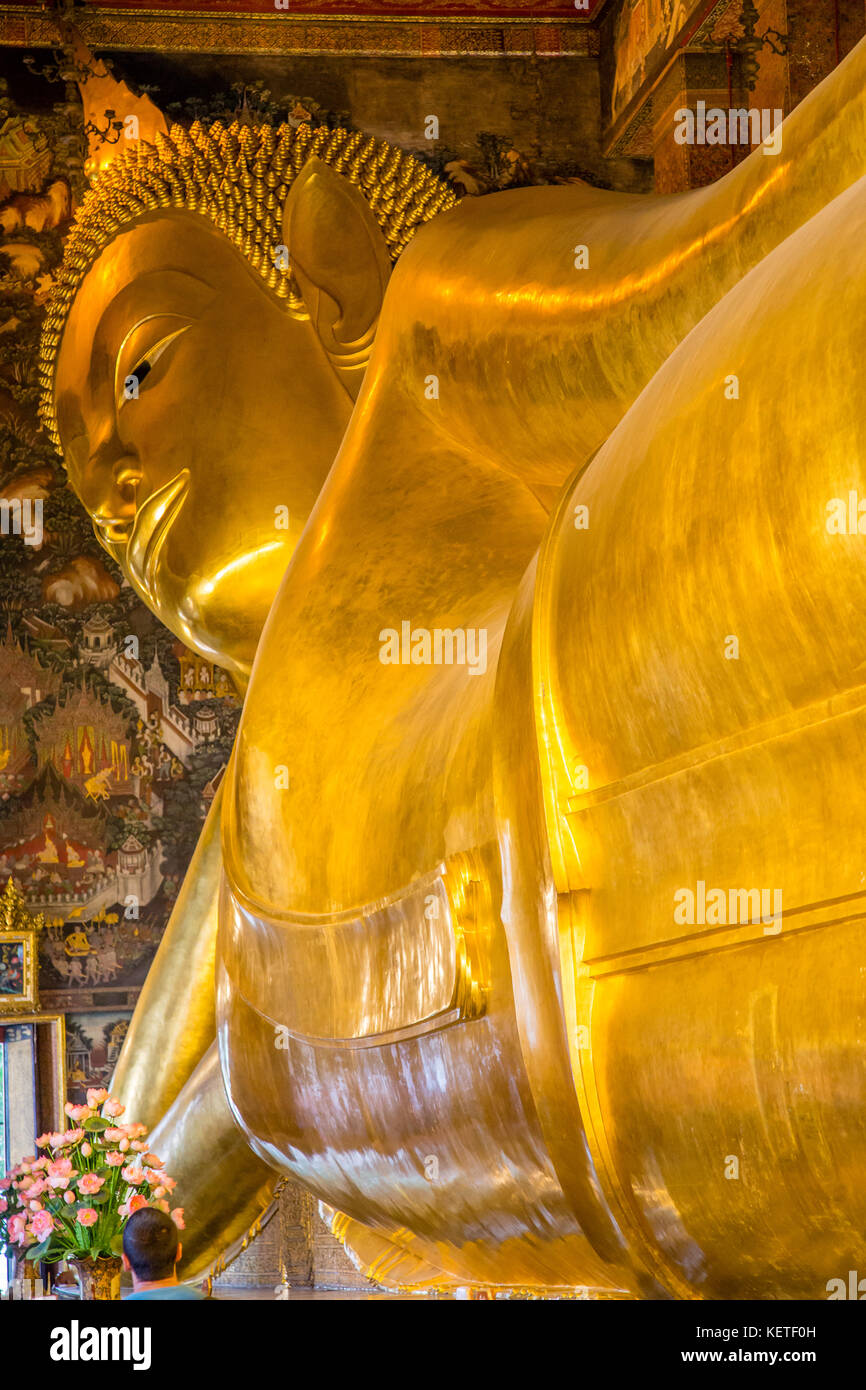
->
[36, 36, 866, 1297]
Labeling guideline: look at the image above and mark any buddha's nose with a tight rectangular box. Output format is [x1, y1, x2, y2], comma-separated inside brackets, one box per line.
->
[92, 453, 144, 543]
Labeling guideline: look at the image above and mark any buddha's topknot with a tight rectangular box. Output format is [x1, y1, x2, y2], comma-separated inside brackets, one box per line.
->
[38, 118, 458, 448]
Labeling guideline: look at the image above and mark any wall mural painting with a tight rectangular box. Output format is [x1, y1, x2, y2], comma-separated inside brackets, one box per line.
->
[64, 1009, 132, 1103]
[0, 70, 241, 1100]
[611, 0, 694, 120]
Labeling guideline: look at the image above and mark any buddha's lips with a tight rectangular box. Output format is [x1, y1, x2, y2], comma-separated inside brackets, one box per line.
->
[126, 469, 190, 604]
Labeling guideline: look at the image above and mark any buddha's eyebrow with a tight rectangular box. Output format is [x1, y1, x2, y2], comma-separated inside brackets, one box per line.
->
[92, 269, 216, 370]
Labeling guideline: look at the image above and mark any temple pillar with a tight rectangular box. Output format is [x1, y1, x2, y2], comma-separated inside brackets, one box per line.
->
[651, 51, 750, 195]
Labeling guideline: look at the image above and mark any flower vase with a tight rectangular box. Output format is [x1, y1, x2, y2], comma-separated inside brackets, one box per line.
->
[69, 1255, 123, 1300]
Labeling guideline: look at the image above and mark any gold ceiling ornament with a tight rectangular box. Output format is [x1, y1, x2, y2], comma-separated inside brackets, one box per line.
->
[37, 117, 458, 450]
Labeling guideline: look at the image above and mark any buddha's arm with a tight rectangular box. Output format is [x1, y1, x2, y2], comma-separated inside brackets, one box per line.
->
[110, 781, 224, 1126]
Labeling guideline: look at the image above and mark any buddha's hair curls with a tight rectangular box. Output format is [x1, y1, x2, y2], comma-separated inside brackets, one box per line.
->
[38, 118, 458, 448]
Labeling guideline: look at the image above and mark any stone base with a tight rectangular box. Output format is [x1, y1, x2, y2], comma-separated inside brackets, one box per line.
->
[212, 1182, 375, 1294]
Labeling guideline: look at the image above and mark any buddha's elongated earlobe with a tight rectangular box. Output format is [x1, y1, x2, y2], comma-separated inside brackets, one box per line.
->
[282, 157, 392, 398]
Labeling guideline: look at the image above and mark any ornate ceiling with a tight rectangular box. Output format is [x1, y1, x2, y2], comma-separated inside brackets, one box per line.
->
[48, 1, 607, 14]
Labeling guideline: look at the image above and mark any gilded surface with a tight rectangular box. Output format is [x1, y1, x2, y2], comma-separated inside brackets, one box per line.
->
[45, 37, 866, 1294]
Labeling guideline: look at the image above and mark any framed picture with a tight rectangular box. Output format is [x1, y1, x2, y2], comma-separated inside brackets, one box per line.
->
[0, 932, 36, 1014]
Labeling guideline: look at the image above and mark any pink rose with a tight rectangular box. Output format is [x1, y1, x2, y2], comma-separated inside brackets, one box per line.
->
[30, 1210, 55, 1240]
[105, 1151, 125, 1168]
[102, 1098, 125, 1117]
[76, 1208, 98, 1228]
[86, 1088, 109, 1108]
[171, 1208, 185, 1231]
[78, 1173, 105, 1195]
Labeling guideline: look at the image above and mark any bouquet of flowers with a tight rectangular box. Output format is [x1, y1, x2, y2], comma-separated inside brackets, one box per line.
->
[0, 1088, 184, 1264]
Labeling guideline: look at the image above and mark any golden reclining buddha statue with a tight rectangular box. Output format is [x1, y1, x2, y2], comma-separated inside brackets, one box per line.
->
[40, 35, 866, 1296]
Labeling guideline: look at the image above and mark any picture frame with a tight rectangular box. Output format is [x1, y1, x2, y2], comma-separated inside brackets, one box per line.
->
[0, 931, 36, 1014]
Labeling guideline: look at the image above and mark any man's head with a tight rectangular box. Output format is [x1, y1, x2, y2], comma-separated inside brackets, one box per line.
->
[43, 120, 456, 679]
[122, 1206, 182, 1285]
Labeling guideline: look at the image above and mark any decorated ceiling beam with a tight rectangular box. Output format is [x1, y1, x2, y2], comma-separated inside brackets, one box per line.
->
[0, 2, 606, 59]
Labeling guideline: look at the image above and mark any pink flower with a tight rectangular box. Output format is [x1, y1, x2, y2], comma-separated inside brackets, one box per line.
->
[78, 1173, 105, 1195]
[171, 1208, 185, 1231]
[86, 1088, 109, 1108]
[118, 1193, 148, 1218]
[35, 1132, 54, 1148]
[102, 1098, 125, 1117]
[119, 1140, 130, 1153]
[56, 1128, 85, 1147]
[105, 1151, 125, 1168]
[129, 1141, 148, 1152]
[143, 1153, 163, 1168]
[80, 1142, 92, 1158]
[65, 1103, 92, 1121]
[63, 1190, 75, 1205]
[121, 1165, 146, 1185]
[30, 1210, 55, 1240]
[154, 1199, 169, 1214]
[21, 1155, 36, 1166]
[125, 1123, 148, 1138]
[31, 1157, 48, 1172]
[160, 1175, 177, 1192]
[46, 1158, 73, 1179]
[28, 1200, 43, 1212]
[103, 1127, 128, 1142]
[0, 1175, 12, 1191]
[26, 1179, 47, 1198]
[76, 1208, 98, 1228]
[8, 1213, 26, 1240]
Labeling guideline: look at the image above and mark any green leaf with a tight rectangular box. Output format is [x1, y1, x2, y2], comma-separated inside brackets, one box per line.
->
[26, 1238, 51, 1261]
[83, 1116, 110, 1133]
[86, 1190, 111, 1205]
[109, 1232, 124, 1256]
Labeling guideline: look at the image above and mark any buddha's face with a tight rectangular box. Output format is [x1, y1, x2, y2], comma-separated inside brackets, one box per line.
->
[54, 212, 353, 680]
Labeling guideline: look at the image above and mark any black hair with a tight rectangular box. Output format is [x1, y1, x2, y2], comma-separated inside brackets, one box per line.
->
[122, 1206, 180, 1282]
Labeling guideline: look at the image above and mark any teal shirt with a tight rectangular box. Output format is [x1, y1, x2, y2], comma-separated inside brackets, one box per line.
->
[126, 1285, 207, 1301]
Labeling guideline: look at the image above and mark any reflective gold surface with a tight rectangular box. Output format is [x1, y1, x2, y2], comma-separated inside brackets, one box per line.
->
[47, 37, 866, 1292]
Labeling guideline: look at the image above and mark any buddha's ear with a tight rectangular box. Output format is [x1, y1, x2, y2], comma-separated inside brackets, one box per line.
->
[282, 157, 392, 396]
